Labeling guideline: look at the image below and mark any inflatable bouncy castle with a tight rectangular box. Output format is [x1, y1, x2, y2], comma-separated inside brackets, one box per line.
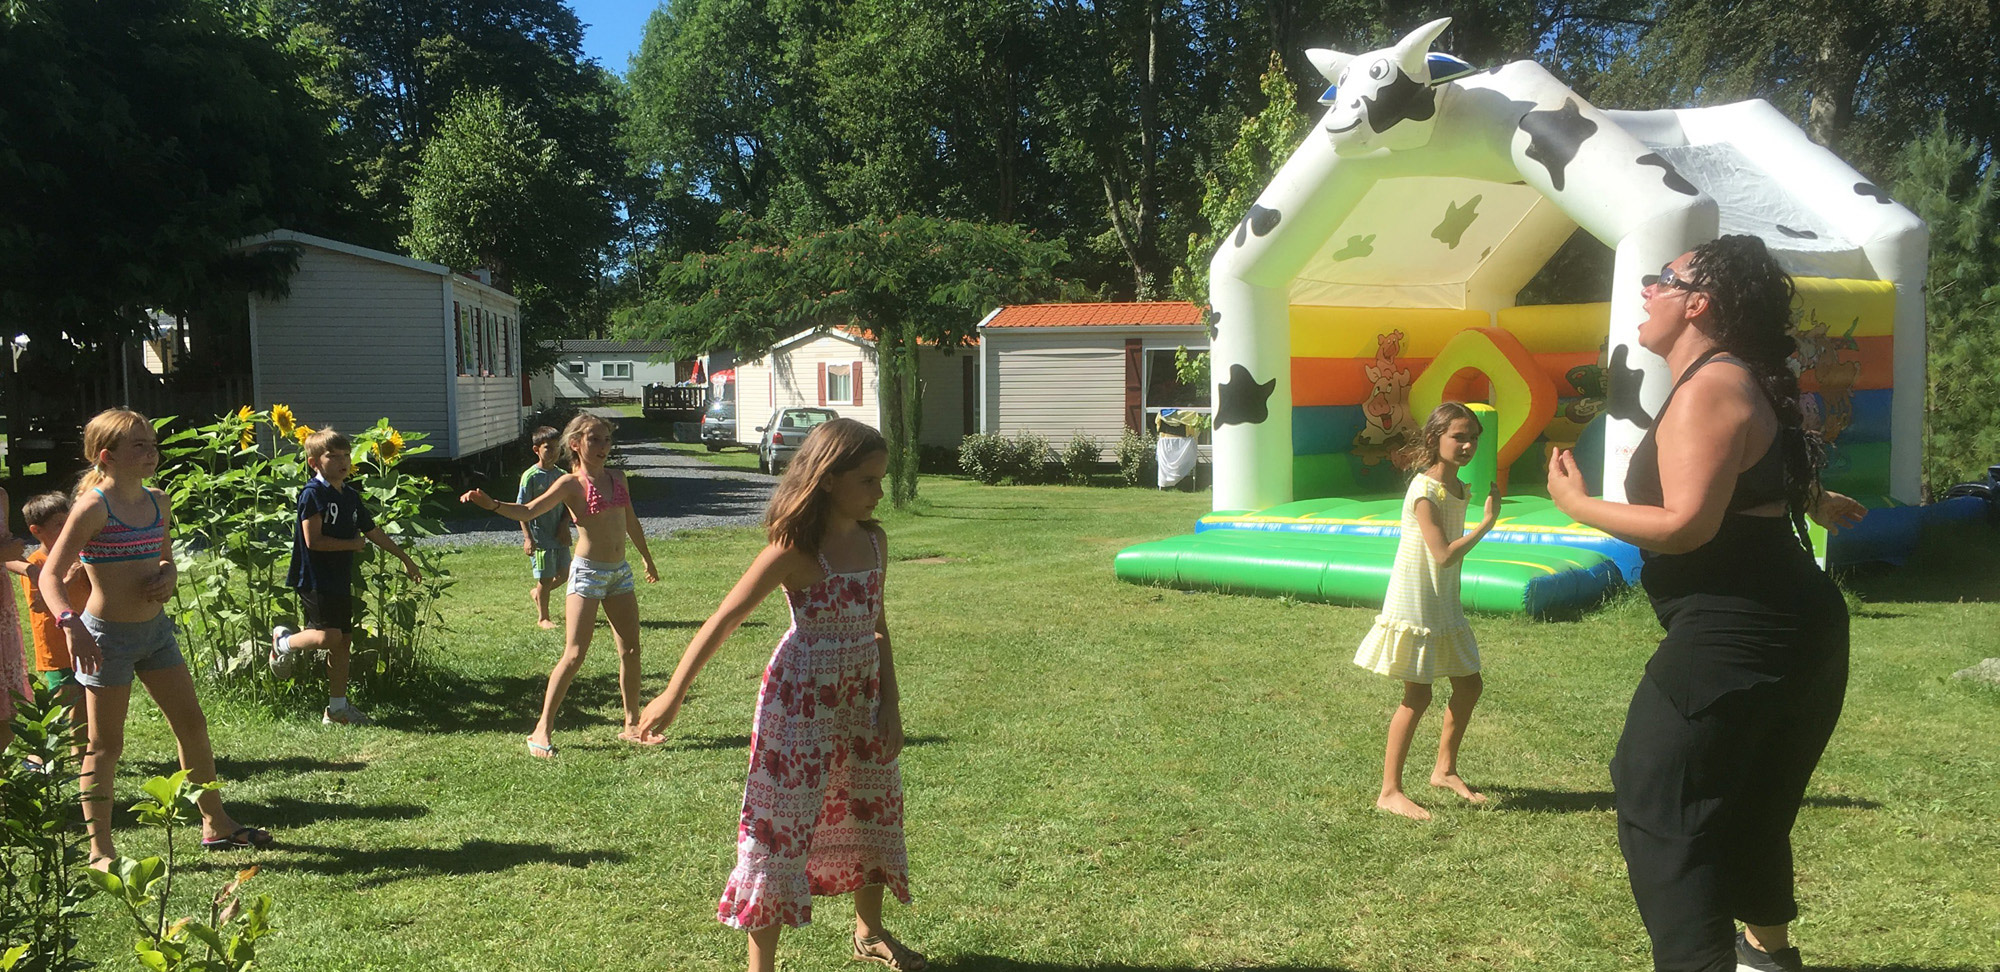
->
[1115, 18, 1931, 615]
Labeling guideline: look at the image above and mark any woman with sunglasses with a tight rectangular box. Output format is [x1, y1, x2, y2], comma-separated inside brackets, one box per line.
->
[1547, 235, 1865, 972]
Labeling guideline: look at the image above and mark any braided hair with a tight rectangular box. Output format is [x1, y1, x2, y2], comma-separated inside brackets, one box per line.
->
[1683, 234, 1826, 552]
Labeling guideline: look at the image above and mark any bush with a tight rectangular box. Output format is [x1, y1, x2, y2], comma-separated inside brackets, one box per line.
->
[1116, 428, 1157, 486]
[959, 433, 1007, 484]
[1, 682, 94, 971]
[1002, 431, 1053, 483]
[917, 444, 958, 475]
[159, 407, 455, 711]
[1060, 432, 1101, 485]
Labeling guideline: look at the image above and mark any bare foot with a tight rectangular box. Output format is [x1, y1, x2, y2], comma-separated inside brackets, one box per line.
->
[1430, 771, 1489, 804]
[88, 855, 115, 873]
[618, 728, 665, 746]
[1376, 791, 1432, 821]
[530, 588, 556, 628]
[536, 617, 557, 630]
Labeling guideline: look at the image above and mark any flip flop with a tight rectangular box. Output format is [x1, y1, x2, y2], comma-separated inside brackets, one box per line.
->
[526, 738, 557, 759]
[201, 827, 274, 851]
[853, 932, 927, 972]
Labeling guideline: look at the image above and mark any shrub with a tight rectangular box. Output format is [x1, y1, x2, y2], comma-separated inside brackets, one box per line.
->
[1116, 428, 1158, 486]
[958, 433, 1007, 485]
[1060, 432, 1101, 485]
[1002, 431, 1053, 483]
[1, 683, 94, 972]
[159, 407, 455, 710]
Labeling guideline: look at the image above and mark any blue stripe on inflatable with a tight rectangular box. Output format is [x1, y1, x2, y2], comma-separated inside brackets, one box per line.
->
[1806, 388, 1891, 443]
[1197, 516, 1645, 582]
[1292, 405, 1369, 455]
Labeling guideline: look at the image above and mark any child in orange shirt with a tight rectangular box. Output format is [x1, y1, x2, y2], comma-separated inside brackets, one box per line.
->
[5, 490, 94, 750]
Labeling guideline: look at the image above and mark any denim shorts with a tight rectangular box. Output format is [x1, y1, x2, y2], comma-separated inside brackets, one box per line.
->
[75, 612, 185, 688]
[567, 556, 635, 600]
[531, 546, 572, 582]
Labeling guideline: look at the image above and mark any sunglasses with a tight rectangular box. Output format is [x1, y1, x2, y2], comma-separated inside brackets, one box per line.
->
[1640, 263, 1700, 292]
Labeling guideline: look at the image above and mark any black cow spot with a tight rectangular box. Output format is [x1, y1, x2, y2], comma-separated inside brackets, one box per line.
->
[1204, 308, 1222, 340]
[1432, 195, 1482, 249]
[1637, 153, 1698, 196]
[1605, 344, 1652, 430]
[1331, 234, 1376, 261]
[1215, 364, 1278, 427]
[1233, 219, 1247, 247]
[1520, 98, 1597, 192]
[1854, 182, 1892, 203]
[1776, 224, 1818, 239]
[1360, 69, 1437, 134]
[1248, 205, 1281, 236]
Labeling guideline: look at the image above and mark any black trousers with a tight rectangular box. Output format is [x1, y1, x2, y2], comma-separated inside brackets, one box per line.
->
[1610, 587, 1849, 972]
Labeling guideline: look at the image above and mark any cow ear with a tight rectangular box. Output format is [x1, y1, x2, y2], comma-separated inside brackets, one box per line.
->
[1393, 17, 1452, 78]
[1306, 48, 1354, 84]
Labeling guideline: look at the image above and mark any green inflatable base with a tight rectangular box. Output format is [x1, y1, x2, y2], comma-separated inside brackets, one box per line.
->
[1113, 528, 1624, 617]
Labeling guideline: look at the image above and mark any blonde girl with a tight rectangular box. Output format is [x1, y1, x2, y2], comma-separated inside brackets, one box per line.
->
[38, 408, 270, 862]
[460, 413, 658, 757]
[632, 418, 922, 972]
[1353, 402, 1501, 821]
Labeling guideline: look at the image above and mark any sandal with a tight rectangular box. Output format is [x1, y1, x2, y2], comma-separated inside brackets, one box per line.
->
[201, 827, 274, 851]
[526, 738, 557, 759]
[852, 932, 927, 972]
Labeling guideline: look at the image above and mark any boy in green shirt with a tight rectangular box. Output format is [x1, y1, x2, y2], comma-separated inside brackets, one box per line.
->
[519, 426, 572, 629]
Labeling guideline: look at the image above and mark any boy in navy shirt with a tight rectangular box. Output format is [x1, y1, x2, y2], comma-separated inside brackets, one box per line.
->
[271, 427, 422, 725]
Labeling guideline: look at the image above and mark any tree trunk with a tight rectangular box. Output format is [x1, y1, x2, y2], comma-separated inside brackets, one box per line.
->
[877, 326, 924, 508]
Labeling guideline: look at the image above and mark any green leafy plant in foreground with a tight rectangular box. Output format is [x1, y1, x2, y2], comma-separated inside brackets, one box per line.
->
[83, 773, 272, 972]
[0, 683, 95, 972]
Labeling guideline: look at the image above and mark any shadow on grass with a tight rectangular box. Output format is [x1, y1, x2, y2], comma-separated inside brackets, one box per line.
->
[1809, 967, 1998, 971]
[216, 796, 428, 828]
[273, 838, 628, 888]
[639, 618, 767, 631]
[132, 756, 366, 780]
[1488, 787, 1883, 813]
[374, 672, 626, 734]
[933, 961, 1358, 972]
[664, 733, 951, 753]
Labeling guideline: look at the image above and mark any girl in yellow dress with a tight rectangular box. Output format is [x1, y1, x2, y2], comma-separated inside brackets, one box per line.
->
[1353, 402, 1501, 821]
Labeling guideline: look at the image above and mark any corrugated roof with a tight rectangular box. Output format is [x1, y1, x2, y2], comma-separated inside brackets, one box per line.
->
[983, 301, 1203, 328]
[560, 339, 675, 354]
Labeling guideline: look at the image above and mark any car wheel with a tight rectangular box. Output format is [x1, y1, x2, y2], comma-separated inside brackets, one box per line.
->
[758, 451, 771, 475]
[705, 443, 721, 452]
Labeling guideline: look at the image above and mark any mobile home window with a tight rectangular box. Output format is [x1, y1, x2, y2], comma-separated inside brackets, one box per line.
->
[825, 363, 853, 403]
[501, 315, 513, 377]
[566, 361, 587, 376]
[602, 362, 632, 380]
[455, 303, 473, 376]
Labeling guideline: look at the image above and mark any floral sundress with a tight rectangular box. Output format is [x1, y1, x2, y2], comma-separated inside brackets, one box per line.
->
[717, 532, 909, 929]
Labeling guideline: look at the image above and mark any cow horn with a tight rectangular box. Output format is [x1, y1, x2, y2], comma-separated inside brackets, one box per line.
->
[1393, 18, 1452, 78]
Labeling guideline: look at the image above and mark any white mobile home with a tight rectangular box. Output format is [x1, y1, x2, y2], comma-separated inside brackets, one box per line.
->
[732, 328, 976, 448]
[552, 339, 685, 400]
[236, 230, 524, 459]
[978, 302, 1209, 446]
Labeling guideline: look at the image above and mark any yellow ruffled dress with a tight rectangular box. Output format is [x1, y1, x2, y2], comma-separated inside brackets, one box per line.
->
[1352, 473, 1481, 683]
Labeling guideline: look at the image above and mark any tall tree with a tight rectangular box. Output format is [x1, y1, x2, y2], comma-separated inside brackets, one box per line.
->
[1170, 51, 1308, 304]
[631, 216, 1068, 506]
[0, 0, 347, 353]
[1890, 122, 2000, 499]
[403, 88, 618, 372]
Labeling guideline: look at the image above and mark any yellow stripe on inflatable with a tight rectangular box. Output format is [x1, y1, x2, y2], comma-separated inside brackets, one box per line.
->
[1289, 306, 1491, 358]
[1493, 303, 1610, 352]
[1794, 277, 1896, 338]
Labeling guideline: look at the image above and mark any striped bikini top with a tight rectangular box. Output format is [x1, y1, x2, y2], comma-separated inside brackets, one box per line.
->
[575, 469, 629, 518]
[81, 488, 166, 564]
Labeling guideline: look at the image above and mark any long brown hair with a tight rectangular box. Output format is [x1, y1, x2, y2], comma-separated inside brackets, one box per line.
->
[76, 408, 154, 497]
[765, 418, 888, 555]
[1400, 402, 1482, 473]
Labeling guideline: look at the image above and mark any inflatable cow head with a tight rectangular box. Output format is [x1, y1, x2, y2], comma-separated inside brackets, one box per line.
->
[1308, 18, 1469, 156]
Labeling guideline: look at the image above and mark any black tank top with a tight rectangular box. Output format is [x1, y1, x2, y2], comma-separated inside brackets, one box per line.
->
[1624, 349, 1811, 599]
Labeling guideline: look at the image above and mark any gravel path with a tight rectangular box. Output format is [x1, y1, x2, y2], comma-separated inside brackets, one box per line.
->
[433, 422, 775, 547]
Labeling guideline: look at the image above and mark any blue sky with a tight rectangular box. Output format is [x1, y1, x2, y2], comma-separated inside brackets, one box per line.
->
[570, 0, 657, 75]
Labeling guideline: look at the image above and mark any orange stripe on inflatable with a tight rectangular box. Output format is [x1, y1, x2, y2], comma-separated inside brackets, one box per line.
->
[1538, 352, 1602, 395]
[1292, 356, 1434, 407]
[1797, 335, 1891, 393]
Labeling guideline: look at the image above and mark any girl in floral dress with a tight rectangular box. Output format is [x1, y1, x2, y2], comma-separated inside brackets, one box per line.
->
[1353, 402, 1501, 821]
[635, 418, 922, 972]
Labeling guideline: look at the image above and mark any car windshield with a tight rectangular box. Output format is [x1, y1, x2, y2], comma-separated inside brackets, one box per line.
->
[780, 410, 835, 429]
[707, 401, 734, 419]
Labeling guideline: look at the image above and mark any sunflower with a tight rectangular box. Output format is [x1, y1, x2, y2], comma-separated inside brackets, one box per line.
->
[235, 405, 254, 423]
[293, 424, 314, 445]
[238, 427, 255, 450]
[374, 429, 405, 462]
[271, 403, 296, 437]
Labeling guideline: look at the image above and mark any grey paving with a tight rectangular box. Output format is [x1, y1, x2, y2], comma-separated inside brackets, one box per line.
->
[434, 427, 774, 547]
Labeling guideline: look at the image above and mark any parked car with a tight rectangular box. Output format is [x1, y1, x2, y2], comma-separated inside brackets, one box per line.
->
[755, 407, 840, 474]
[699, 399, 737, 451]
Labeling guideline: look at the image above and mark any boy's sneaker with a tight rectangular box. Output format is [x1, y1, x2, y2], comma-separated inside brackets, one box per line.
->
[268, 626, 299, 679]
[322, 701, 371, 727]
[1735, 931, 1804, 972]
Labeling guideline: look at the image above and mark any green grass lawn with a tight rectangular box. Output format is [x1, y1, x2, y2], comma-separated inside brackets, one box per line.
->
[34, 478, 2000, 971]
